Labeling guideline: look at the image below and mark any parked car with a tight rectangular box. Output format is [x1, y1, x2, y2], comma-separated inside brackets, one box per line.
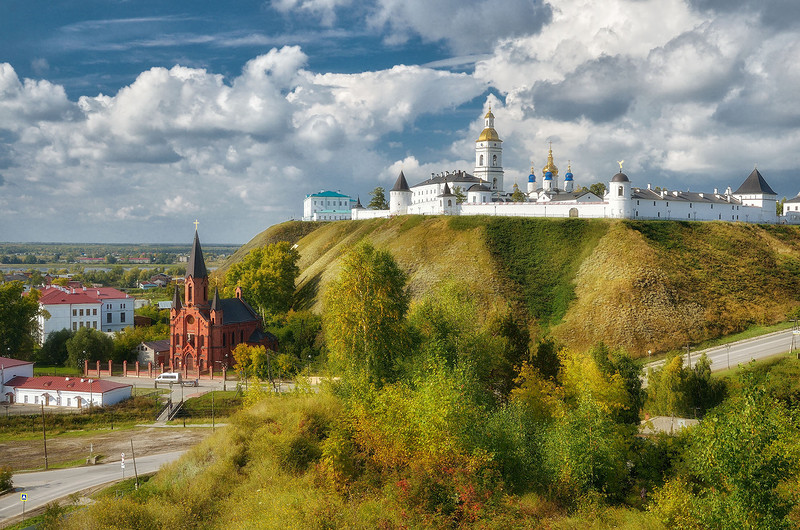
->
[155, 372, 198, 387]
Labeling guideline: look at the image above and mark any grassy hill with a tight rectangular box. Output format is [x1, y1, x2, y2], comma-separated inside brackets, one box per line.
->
[218, 217, 800, 356]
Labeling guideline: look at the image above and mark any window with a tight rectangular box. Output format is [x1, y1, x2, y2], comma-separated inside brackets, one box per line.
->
[35, 395, 38, 404]
[492, 154, 497, 166]
[479, 155, 484, 165]
[240, 330, 244, 343]
[24, 395, 28, 403]
[120, 313, 125, 323]
[79, 309, 84, 316]
[93, 321, 97, 329]
[618, 186, 624, 197]
[67, 398, 71, 406]
[107, 313, 112, 323]
[79, 322, 84, 328]
[93, 308, 97, 315]
[73, 309, 77, 317]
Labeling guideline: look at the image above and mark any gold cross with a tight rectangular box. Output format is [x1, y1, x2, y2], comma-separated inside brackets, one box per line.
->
[193, 219, 199, 231]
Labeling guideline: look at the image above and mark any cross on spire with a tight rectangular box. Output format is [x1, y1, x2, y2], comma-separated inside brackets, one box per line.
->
[193, 219, 199, 231]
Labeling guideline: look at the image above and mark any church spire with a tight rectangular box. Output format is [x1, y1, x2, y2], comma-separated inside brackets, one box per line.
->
[172, 284, 182, 310]
[187, 229, 208, 279]
[210, 287, 221, 311]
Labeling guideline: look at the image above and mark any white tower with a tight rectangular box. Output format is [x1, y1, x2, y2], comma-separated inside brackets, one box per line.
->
[527, 164, 536, 194]
[609, 162, 632, 219]
[390, 171, 412, 215]
[474, 108, 504, 194]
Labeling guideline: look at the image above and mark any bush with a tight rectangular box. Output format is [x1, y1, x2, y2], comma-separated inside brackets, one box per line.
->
[0, 464, 12, 491]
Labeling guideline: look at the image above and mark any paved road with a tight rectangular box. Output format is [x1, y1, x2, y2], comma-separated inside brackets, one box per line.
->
[0, 450, 186, 525]
[645, 328, 798, 373]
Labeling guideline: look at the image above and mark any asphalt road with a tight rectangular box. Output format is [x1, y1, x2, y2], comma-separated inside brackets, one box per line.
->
[645, 328, 798, 373]
[0, 450, 186, 525]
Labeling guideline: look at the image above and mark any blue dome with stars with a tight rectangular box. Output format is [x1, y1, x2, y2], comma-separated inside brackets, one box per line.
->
[544, 171, 553, 181]
[528, 172, 536, 183]
[564, 171, 573, 181]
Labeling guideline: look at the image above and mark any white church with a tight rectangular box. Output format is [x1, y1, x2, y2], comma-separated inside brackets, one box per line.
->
[345, 109, 791, 224]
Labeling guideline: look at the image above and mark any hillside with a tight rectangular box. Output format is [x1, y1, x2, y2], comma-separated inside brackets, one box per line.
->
[221, 217, 800, 356]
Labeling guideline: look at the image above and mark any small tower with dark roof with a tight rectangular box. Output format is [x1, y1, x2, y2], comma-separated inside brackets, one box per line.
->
[390, 170, 412, 215]
[732, 166, 778, 222]
[609, 161, 632, 218]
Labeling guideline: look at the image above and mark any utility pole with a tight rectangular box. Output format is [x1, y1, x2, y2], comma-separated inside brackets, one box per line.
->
[211, 390, 215, 432]
[727, 343, 731, 370]
[686, 344, 691, 369]
[130, 439, 139, 489]
[41, 403, 48, 470]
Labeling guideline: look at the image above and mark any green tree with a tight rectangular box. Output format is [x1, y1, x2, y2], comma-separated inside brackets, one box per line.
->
[368, 187, 389, 210]
[37, 329, 75, 366]
[453, 185, 467, 204]
[651, 382, 800, 529]
[647, 354, 689, 417]
[223, 242, 300, 318]
[112, 324, 168, 363]
[510, 183, 526, 202]
[66, 327, 114, 369]
[589, 182, 606, 197]
[777, 196, 786, 216]
[324, 242, 409, 383]
[0, 281, 43, 359]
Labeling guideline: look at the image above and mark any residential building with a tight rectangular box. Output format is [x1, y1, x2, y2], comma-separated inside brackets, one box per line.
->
[0, 356, 34, 403]
[6, 376, 131, 407]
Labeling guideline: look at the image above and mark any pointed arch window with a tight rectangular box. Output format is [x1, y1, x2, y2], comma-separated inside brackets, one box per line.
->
[492, 154, 497, 166]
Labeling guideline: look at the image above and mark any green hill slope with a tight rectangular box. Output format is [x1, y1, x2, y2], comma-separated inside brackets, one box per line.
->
[223, 217, 800, 356]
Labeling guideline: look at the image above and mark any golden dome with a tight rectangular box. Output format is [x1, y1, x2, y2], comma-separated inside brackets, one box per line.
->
[484, 107, 494, 119]
[477, 127, 502, 142]
[542, 144, 559, 177]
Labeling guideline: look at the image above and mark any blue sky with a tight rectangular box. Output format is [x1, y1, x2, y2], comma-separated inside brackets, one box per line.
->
[1, 0, 799, 243]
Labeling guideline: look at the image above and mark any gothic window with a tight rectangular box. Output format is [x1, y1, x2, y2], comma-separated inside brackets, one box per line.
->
[188, 289, 192, 303]
[448, 200, 452, 206]
[492, 154, 497, 166]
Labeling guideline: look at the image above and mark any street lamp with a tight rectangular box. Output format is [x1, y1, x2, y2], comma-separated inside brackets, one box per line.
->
[88, 379, 93, 410]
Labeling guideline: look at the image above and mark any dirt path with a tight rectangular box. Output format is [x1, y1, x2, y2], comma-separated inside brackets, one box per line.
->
[0, 425, 213, 472]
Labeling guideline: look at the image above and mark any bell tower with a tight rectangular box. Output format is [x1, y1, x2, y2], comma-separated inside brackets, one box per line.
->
[185, 223, 209, 307]
[474, 108, 504, 193]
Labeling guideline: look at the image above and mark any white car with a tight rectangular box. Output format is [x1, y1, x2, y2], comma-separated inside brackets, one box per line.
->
[155, 373, 198, 387]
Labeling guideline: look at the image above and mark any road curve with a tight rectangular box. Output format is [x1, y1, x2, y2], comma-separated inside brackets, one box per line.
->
[0, 449, 186, 525]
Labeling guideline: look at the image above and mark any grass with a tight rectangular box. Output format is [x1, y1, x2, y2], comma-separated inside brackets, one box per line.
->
[34, 365, 82, 377]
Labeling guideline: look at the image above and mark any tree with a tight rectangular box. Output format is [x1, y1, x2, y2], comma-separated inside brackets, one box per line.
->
[0, 282, 43, 359]
[511, 183, 526, 202]
[368, 187, 389, 210]
[651, 382, 800, 529]
[453, 185, 466, 204]
[324, 242, 409, 383]
[223, 242, 300, 319]
[66, 327, 114, 369]
[589, 182, 606, 197]
[112, 324, 168, 364]
[777, 196, 786, 216]
[37, 329, 75, 366]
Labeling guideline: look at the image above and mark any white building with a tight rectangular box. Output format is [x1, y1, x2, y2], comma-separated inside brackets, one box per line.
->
[350, 111, 784, 225]
[303, 191, 357, 221]
[784, 192, 800, 223]
[0, 356, 34, 403]
[7, 375, 132, 408]
[37, 286, 134, 344]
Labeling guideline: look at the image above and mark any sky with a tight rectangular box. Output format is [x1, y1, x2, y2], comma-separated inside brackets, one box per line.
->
[1, 0, 799, 244]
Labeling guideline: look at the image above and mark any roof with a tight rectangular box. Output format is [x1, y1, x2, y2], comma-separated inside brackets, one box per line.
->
[171, 285, 182, 310]
[611, 172, 629, 183]
[412, 170, 483, 188]
[477, 127, 502, 142]
[6, 376, 132, 394]
[307, 190, 351, 198]
[92, 287, 130, 300]
[733, 168, 777, 196]
[468, 183, 491, 192]
[391, 171, 411, 192]
[632, 188, 742, 205]
[187, 231, 208, 278]
[0, 356, 34, 369]
[142, 340, 170, 352]
[248, 328, 278, 344]
[786, 193, 800, 204]
[217, 297, 261, 325]
[38, 288, 101, 306]
[439, 183, 455, 197]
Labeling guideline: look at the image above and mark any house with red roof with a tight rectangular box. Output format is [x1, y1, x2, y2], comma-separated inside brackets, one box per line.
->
[36, 286, 134, 344]
[6, 375, 132, 408]
[0, 356, 34, 403]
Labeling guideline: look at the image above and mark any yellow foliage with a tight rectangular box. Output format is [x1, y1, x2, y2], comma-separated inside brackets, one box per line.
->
[559, 348, 631, 416]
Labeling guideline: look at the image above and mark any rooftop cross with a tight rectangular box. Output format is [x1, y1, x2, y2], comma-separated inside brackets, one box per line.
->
[193, 219, 199, 231]
[618, 160, 625, 171]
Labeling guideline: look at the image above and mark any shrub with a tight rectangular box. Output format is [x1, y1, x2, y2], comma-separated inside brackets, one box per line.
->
[0, 464, 12, 491]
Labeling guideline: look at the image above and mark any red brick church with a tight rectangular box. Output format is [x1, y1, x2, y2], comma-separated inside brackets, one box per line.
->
[169, 230, 277, 372]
